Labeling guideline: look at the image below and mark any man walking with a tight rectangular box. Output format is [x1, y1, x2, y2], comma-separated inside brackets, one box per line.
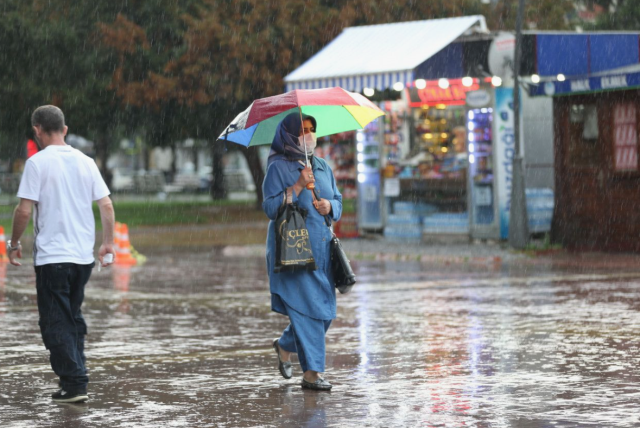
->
[8, 105, 115, 403]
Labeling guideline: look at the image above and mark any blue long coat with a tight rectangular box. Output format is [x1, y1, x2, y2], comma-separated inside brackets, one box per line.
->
[262, 156, 343, 320]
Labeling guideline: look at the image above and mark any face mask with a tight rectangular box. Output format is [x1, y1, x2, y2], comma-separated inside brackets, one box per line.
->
[298, 133, 317, 154]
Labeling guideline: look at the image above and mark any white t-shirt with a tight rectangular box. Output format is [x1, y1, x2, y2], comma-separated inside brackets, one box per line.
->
[17, 145, 110, 266]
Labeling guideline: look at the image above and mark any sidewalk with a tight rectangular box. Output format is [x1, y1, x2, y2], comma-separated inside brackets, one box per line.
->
[4, 241, 640, 426]
[341, 236, 640, 270]
[222, 233, 640, 271]
[14, 220, 640, 270]
[221, 235, 521, 265]
[340, 236, 516, 264]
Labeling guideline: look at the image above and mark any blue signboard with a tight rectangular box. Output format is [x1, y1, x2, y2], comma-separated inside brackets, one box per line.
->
[537, 35, 589, 77]
[590, 35, 639, 73]
[533, 33, 639, 77]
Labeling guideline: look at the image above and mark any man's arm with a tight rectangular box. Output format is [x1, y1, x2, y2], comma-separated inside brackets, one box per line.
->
[9, 198, 34, 266]
[96, 196, 115, 266]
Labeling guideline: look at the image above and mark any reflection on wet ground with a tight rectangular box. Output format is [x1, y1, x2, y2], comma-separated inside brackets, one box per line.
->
[2, 250, 640, 427]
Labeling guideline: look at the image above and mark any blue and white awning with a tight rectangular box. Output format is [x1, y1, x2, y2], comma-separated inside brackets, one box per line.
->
[286, 71, 416, 92]
[284, 16, 487, 92]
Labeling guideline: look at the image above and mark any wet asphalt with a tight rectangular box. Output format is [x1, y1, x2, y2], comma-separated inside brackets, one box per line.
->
[1, 247, 640, 427]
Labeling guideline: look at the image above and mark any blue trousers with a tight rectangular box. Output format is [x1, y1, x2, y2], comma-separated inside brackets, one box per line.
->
[278, 303, 332, 373]
[35, 262, 94, 392]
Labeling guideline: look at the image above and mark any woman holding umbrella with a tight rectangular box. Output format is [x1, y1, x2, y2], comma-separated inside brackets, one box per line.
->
[263, 112, 342, 391]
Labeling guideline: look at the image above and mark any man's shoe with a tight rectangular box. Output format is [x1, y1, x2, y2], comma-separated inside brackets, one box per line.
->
[273, 339, 293, 379]
[52, 389, 88, 403]
[301, 377, 332, 391]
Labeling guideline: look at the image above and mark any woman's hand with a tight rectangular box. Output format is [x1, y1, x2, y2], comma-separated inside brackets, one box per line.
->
[314, 198, 332, 216]
[293, 166, 315, 196]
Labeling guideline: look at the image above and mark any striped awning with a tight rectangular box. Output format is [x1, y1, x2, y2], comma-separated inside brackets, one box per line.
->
[286, 71, 416, 92]
[284, 16, 487, 92]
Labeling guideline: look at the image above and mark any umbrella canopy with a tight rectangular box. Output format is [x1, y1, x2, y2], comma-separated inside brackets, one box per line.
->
[217, 87, 385, 147]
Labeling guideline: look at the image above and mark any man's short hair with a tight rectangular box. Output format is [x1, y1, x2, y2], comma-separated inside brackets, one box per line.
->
[31, 105, 66, 134]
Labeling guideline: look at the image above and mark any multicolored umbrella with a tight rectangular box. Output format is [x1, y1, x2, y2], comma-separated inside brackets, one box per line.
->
[217, 87, 385, 147]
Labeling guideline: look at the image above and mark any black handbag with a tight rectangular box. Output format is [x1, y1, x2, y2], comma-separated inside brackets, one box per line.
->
[329, 233, 356, 294]
[274, 189, 317, 273]
[312, 188, 356, 294]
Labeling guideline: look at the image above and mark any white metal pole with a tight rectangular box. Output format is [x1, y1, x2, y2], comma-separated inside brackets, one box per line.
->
[509, 0, 529, 249]
[298, 107, 309, 167]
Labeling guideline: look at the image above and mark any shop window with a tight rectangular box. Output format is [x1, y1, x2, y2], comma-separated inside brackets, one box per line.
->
[411, 106, 467, 181]
[612, 103, 638, 172]
[568, 104, 600, 167]
[326, 131, 358, 237]
[382, 104, 469, 218]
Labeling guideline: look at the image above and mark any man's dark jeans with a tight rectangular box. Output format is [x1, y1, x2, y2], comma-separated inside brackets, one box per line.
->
[35, 262, 94, 392]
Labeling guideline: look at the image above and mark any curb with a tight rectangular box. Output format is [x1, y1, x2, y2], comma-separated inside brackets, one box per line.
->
[353, 252, 506, 265]
[221, 244, 513, 266]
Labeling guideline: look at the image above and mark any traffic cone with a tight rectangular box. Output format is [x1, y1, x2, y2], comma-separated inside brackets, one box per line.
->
[0, 226, 8, 262]
[113, 222, 122, 254]
[113, 265, 131, 292]
[112, 264, 131, 313]
[0, 262, 6, 316]
[114, 222, 137, 265]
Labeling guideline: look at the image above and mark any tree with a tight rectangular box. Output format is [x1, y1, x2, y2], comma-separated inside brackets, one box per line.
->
[0, 1, 137, 184]
[590, 0, 640, 29]
[493, 0, 574, 30]
[0, 1, 206, 184]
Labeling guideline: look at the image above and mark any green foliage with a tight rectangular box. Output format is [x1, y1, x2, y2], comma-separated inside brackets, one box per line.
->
[0, 199, 261, 232]
[105, 199, 262, 227]
[591, 0, 640, 30]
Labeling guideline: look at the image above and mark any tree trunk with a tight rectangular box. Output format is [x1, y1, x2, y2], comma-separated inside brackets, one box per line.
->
[244, 147, 264, 210]
[210, 141, 226, 200]
[95, 135, 113, 189]
[171, 143, 178, 177]
[192, 144, 199, 171]
[142, 140, 149, 171]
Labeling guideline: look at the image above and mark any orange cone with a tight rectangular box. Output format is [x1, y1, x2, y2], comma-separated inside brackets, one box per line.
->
[0, 226, 8, 262]
[113, 264, 131, 313]
[113, 265, 131, 292]
[0, 262, 6, 316]
[115, 222, 137, 265]
[113, 222, 122, 254]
